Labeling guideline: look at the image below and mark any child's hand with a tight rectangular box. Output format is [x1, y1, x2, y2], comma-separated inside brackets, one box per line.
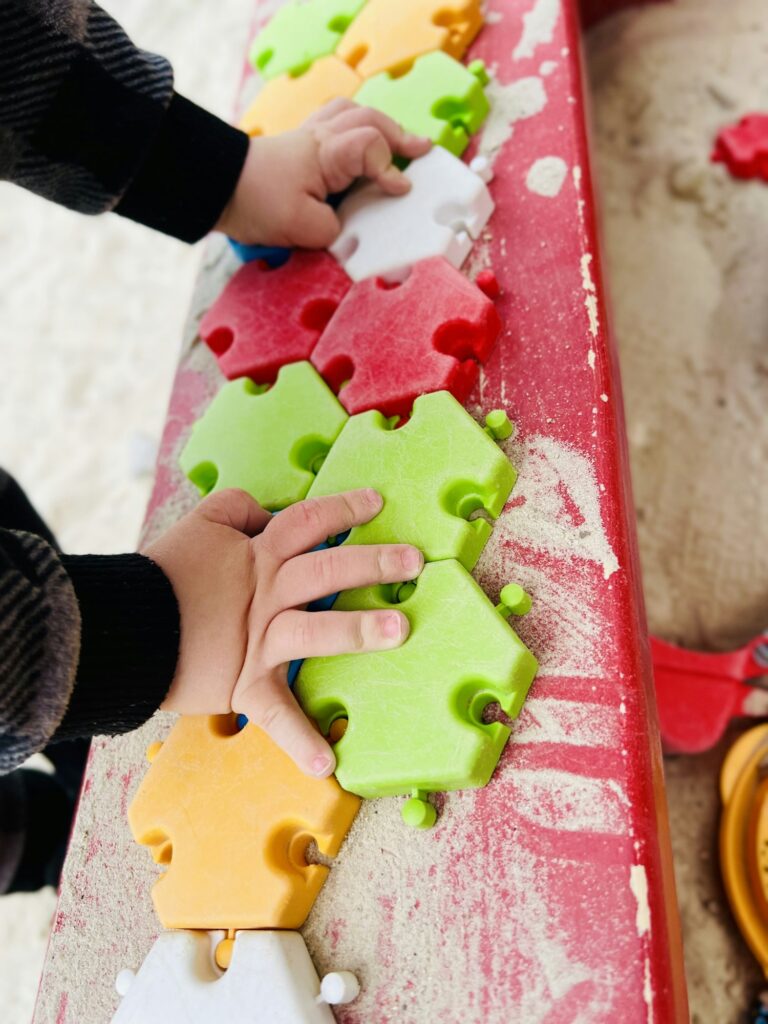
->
[145, 487, 422, 778]
[216, 99, 431, 248]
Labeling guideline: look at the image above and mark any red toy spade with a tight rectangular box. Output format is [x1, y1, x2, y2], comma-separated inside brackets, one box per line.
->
[651, 632, 768, 754]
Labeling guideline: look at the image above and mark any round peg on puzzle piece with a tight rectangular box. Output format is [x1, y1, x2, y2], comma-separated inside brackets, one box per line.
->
[475, 269, 500, 299]
[214, 936, 235, 971]
[470, 154, 493, 183]
[484, 409, 513, 440]
[115, 968, 136, 997]
[467, 58, 490, 87]
[402, 791, 437, 829]
[319, 970, 361, 1005]
[497, 584, 533, 618]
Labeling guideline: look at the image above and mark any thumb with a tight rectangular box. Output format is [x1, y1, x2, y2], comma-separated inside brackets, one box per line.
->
[291, 196, 341, 248]
[195, 488, 272, 537]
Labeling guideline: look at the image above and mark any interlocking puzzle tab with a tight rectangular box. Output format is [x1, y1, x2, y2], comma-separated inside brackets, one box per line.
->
[129, 715, 360, 930]
[240, 57, 362, 137]
[179, 362, 348, 511]
[330, 146, 494, 281]
[355, 52, 490, 157]
[307, 390, 516, 570]
[296, 560, 538, 827]
[249, 0, 367, 79]
[200, 251, 351, 383]
[712, 113, 768, 182]
[311, 256, 501, 418]
[111, 929, 360, 1024]
[336, 0, 483, 78]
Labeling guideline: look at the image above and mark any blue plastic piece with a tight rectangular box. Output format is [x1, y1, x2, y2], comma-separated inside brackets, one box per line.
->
[228, 238, 291, 268]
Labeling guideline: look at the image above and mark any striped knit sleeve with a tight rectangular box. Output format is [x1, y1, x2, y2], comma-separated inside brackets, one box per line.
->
[0, 530, 181, 774]
[0, 531, 80, 774]
[0, 0, 249, 242]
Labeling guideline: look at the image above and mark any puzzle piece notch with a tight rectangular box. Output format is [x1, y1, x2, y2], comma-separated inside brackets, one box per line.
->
[711, 113, 768, 181]
[311, 256, 501, 418]
[307, 389, 515, 569]
[355, 51, 490, 157]
[111, 930, 359, 1023]
[249, 0, 367, 79]
[296, 559, 538, 827]
[200, 250, 351, 385]
[336, 0, 484, 79]
[240, 56, 362, 138]
[330, 146, 494, 281]
[129, 715, 360, 930]
[179, 363, 348, 511]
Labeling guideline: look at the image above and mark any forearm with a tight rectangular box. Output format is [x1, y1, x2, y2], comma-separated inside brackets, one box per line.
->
[0, 529, 180, 774]
[0, 0, 249, 242]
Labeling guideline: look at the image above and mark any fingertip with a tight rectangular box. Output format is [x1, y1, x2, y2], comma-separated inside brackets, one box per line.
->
[381, 609, 409, 644]
[310, 750, 336, 778]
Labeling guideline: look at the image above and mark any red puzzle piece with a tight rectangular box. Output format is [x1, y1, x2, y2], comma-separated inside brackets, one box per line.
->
[712, 113, 768, 182]
[200, 251, 351, 383]
[310, 257, 502, 419]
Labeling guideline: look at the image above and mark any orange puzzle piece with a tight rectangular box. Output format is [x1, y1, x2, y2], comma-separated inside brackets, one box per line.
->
[128, 715, 360, 931]
[336, 0, 483, 79]
[239, 56, 362, 137]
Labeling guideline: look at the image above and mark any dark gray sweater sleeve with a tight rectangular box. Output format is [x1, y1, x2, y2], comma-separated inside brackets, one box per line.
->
[0, 530, 180, 775]
[0, 0, 249, 242]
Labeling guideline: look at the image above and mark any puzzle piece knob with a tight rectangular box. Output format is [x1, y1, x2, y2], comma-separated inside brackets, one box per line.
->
[215, 937, 235, 970]
[319, 970, 361, 1005]
[115, 969, 136, 997]
[484, 409, 513, 441]
[146, 742, 163, 763]
[470, 154, 493, 183]
[497, 584, 533, 618]
[402, 791, 437, 829]
[467, 58, 490, 87]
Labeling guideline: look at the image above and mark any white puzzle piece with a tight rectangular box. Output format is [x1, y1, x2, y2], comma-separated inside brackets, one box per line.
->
[111, 930, 360, 1024]
[329, 146, 494, 281]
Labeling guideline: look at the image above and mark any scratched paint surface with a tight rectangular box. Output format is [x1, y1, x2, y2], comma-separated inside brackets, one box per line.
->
[33, 2, 687, 1022]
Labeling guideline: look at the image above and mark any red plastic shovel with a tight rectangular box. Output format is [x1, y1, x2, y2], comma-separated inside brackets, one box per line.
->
[651, 633, 768, 754]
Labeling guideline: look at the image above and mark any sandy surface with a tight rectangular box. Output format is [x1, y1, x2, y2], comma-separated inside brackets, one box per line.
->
[2, 0, 768, 1021]
[587, 1, 768, 1020]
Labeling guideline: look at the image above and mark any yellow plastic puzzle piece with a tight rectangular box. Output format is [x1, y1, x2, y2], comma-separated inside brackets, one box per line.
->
[336, 0, 483, 79]
[128, 715, 360, 931]
[720, 723, 768, 975]
[240, 57, 362, 137]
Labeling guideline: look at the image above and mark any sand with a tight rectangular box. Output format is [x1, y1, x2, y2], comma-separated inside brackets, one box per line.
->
[587, 1, 768, 1020]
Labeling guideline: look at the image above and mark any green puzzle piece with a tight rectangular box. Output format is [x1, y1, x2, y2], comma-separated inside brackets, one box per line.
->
[296, 559, 538, 827]
[249, 0, 368, 80]
[179, 362, 347, 511]
[307, 390, 516, 570]
[355, 52, 490, 157]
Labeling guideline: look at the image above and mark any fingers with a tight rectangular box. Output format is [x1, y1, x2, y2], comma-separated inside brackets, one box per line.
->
[261, 489, 382, 562]
[314, 104, 431, 194]
[328, 105, 431, 161]
[194, 489, 272, 537]
[265, 607, 409, 666]
[304, 97, 357, 125]
[235, 674, 336, 777]
[276, 543, 423, 607]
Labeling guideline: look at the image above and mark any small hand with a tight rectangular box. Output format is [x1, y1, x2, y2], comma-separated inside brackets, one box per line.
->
[216, 100, 431, 248]
[146, 488, 422, 778]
